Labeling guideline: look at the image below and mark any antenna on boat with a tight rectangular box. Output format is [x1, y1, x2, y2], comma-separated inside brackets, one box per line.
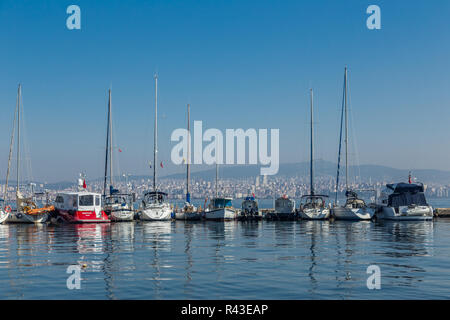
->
[153, 74, 158, 192]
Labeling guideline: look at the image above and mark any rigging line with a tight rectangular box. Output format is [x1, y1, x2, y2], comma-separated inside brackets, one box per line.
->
[4, 86, 19, 203]
[347, 72, 362, 188]
[335, 73, 345, 204]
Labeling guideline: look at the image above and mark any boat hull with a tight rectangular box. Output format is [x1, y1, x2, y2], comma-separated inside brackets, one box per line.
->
[332, 206, 375, 220]
[204, 208, 236, 221]
[0, 210, 10, 224]
[7, 211, 50, 223]
[265, 211, 297, 221]
[175, 211, 202, 220]
[377, 206, 433, 221]
[109, 209, 134, 222]
[140, 205, 172, 221]
[299, 208, 330, 220]
[238, 212, 263, 221]
[57, 209, 110, 223]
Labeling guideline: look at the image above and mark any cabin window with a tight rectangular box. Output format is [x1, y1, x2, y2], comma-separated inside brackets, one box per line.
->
[79, 195, 94, 206]
[55, 196, 64, 203]
[95, 196, 100, 206]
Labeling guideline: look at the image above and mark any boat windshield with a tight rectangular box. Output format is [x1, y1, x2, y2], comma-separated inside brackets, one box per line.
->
[301, 196, 325, 208]
[213, 198, 232, 208]
[144, 192, 166, 204]
[105, 195, 127, 205]
[79, 195, 94, 206]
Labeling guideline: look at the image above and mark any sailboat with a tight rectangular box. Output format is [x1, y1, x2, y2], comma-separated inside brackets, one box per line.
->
[299, 89, 330, 220]
[102, 89, 135, 222]
[6, 84, 53, 223]
[175, 104, 201, 220]
[331, 67, 375, 220]
[204, 163, 237, 221]
[140, 75, 172, 221]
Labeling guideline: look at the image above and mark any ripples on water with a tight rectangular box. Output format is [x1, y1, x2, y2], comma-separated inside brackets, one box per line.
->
[1, 217, 449, 300]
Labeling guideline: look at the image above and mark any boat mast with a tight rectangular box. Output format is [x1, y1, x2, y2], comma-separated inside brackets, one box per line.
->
[153, 74, 158, 192]
[4, 85, 19, 202]
[17, 84, 21, 194]
[344, 66, 348, 192]
[215, 163, 218, 198]
[310, 88, 314, 196]
[103, 89, 111, 197]
[109, 89, 113, 192]
[186, 103, 191, 203]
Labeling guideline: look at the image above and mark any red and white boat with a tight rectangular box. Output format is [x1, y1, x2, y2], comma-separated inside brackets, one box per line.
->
[55, 191, 110, 223]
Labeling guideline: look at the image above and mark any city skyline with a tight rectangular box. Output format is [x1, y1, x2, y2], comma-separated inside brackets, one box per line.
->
[1, 1, 450, 182]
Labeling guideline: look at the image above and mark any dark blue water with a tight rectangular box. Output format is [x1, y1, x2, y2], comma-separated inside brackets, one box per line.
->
[0, 198, 449, 299]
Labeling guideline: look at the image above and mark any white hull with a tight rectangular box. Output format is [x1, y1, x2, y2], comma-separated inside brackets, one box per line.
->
[377, 206, 433, 221]
[140, 204, 172, 221]
[7, 211, 49, 223]
[110, 210, 134, 222]
[175, 211, 202, 220]
[299, 208, 330, 220]
[332, 206, 375, 220]
[204, 208, 236, 221]
[0, 210, 9, 224]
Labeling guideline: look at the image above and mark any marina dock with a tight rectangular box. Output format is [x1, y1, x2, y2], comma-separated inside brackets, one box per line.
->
[434, 208, 450, 217]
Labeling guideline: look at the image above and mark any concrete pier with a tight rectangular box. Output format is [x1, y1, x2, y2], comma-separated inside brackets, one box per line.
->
[434, 208, 450, 217]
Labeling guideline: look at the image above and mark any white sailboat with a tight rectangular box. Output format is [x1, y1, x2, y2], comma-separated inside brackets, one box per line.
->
[331, 67, 375, 221]
[175, 104, 201, 221]
[6, 84, 52, 224]
[0, 199, 9, 224]
[102, 89, 134, 222]
[299, 89, 330, 220]
[140, 75, 172, 221]
[204, 164, 237, 221]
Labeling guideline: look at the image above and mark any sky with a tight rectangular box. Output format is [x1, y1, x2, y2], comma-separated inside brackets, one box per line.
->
[0, 0, 450, 183]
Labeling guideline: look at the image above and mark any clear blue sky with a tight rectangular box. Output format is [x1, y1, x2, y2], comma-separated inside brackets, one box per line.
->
[1, 0, 449, 182]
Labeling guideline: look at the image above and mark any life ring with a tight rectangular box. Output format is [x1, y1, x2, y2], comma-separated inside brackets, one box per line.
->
[4, 206, 12, 213]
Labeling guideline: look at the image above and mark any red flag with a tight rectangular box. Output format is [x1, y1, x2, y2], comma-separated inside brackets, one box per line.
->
[119, 148, 122, 153]
[408, 172, 412, 184]
[83, 179, 87, 189]
[160, 161, 163, 168]
[252, 192, 255, 198]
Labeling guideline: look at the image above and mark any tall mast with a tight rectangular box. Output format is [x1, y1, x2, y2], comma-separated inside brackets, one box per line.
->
[109, 89, 113, 191]
[215, 163, 218, 198]
[310, 88, 314, 195]
[186, 103, 191, 203]
[344, 67, 348, 192]
[4, 85, 19, 202]
[17, 84, 21, 193]
[103, 89, 111, 197]
[153, 74, 158, 192]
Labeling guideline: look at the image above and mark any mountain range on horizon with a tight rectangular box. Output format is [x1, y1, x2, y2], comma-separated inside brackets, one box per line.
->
[15, 160, 450, 190]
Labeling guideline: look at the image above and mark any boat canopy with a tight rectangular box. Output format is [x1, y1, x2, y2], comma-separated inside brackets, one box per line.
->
[386, 183, 424, 193]
[212, 198, 232, 208]
[388, 192, 428, 207]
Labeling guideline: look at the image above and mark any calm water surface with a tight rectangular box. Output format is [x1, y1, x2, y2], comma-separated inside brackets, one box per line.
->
[0, 199, 449, 300]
